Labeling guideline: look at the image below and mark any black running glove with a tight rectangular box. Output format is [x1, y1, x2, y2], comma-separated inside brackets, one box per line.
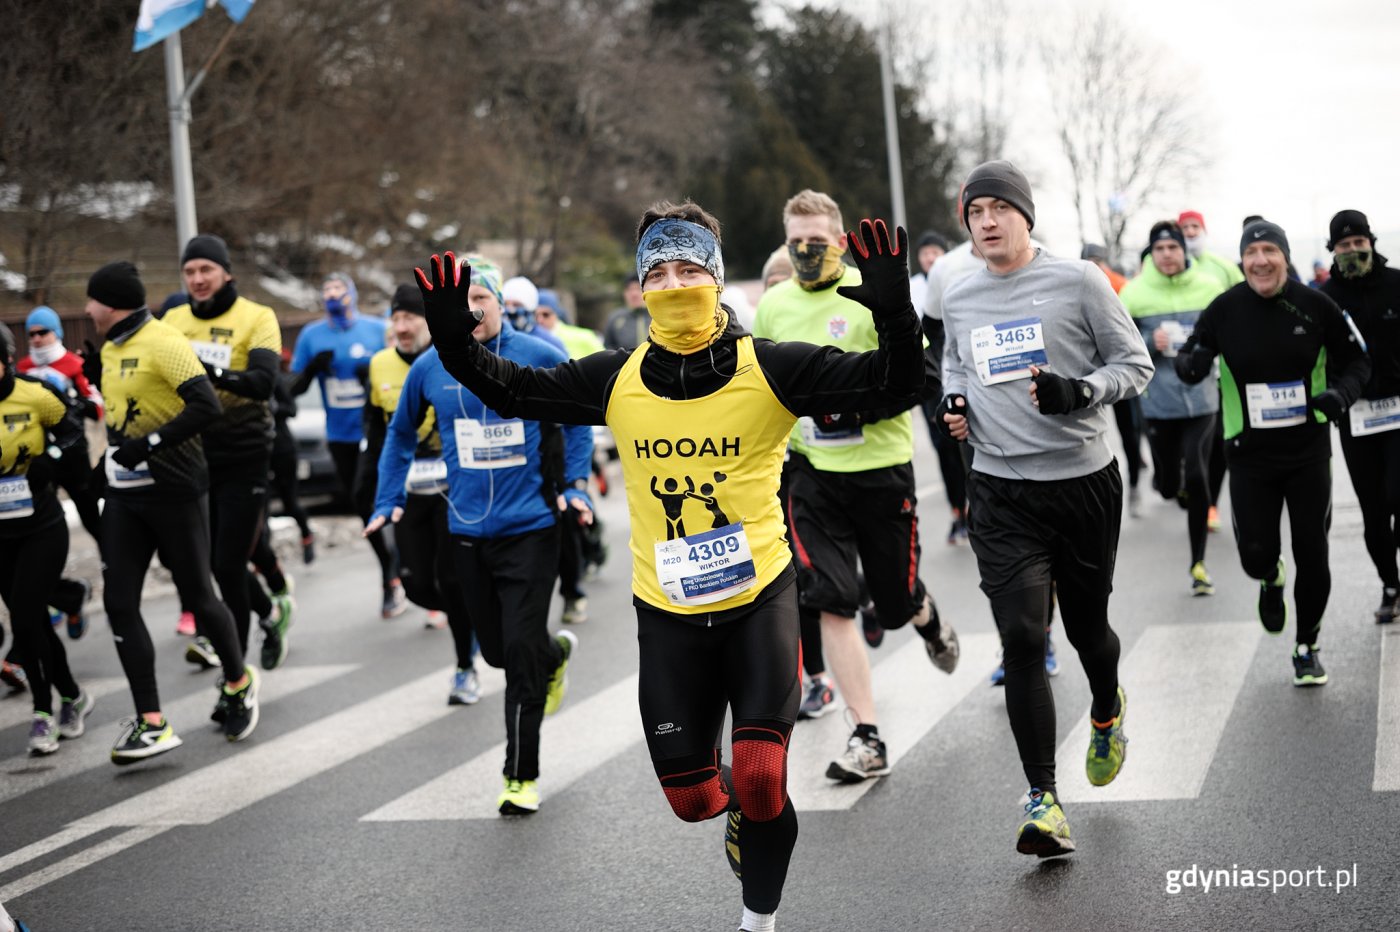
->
[1174, 345, 1215, 385]
[934, 394, 969, 440]
[308, 349, 335, 376]
[836, 219, 912, 320]
[1032, 368, 1093, 416]
[112, 436, 152, 468]
[415, 252, 483, 355]
[1310, 388, 1346, 421]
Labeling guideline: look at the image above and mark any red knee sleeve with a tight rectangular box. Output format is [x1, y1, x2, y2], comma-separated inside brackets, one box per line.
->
[732, 730, 789, 822]
[660, 771, 729, 822]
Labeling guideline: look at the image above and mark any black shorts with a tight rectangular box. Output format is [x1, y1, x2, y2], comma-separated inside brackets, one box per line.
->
[786, 459, 925, 621]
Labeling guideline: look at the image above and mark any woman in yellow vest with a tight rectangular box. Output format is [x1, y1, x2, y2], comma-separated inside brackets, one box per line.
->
[413, 202, 925, 932]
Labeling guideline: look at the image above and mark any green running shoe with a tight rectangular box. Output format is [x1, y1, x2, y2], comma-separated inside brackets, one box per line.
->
[497, 777, 540, 815]
[260, 592, 294, 671]
[1292, 644, 1328, 687]
[1016, 789, 1075, 857]
[1190, 562, 1214, 597]
[1258, 558, 1287, 634]
[1086, 686, 1128, 786]
[544, 630, 578, 716]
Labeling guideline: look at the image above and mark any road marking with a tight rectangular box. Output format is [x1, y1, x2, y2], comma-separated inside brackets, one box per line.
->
[362, 674, 642, 822]
[1055, 622, 1259, 803]
[1374, 627, 1400, 792]
[786, 631, 1001, 811]
[0, 677, 129, 732]
[0, 665, 355, 805]
[0, 665, 504, 901]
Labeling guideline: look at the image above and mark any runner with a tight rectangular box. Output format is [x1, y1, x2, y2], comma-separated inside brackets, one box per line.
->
[413, 201, 925, 932]
[1318, 210, 1400, 622]
[84, 260, 259, 762]
[754, 189, 959, 785]
[0, 332, 95, 754]
[937, 160, 1153, 856]
[364, 283, 481, 705]
[1176, 220, 1370, 683]
[368, 259, 591, 811]
[164, 234, 292, 669]
[291, 272, 405, 617]
[1119, 220, 1231, 594]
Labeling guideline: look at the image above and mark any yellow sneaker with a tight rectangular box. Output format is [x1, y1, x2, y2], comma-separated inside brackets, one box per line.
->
[544, 631, 577, 716]
[497, 777, 540, 815]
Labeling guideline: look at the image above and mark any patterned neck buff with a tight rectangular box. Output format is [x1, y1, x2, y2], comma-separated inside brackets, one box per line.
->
[636, 220, 725, 287]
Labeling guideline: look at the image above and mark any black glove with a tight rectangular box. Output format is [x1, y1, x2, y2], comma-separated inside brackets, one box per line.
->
[415, 251, 484, 354]
[817, 412, 864, 432]
[1310, 388, 1346, 421]
[934, 394, 969, 440]
[354, 358, 371, 380]
[111, 436, 152, 469]
[80, 339, 102, 387]
[1174, 345, 1214, 384]
[1032, 368, 1093, 415]
[309, 349, 335, 376]
[202, 361, 223, 384]
[835, 219, 912, 319]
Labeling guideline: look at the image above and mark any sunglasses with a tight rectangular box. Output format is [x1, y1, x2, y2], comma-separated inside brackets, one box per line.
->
[27, 329, 51, 338]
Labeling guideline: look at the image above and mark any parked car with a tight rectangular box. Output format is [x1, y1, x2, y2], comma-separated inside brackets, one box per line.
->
[279, 385, 343, 509]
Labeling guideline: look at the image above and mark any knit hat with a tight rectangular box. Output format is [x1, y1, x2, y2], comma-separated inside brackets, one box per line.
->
[502, 276, 540, 311]
[26, 306, 63, 340]
[916, 231, 950, 252]
[1178, 210, 1205, 230]
[1327, 209, 1374, 250]
[390, 283, 424, 316]
[181, 234, 232, 272]
[537, 288, 569, 324]
[1240, 220, 1291, 261]
[1080, 244, 1109, 263]
[464, 256, 504, 306]
[1149, 220, 1187, 253]
[962, 160, 1035, 230]
[87, 261, 147, 310]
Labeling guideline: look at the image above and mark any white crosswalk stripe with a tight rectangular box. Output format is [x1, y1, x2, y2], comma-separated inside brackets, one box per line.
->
[1373, 626, 1400, 793]
[1054, 622, 1259, 803]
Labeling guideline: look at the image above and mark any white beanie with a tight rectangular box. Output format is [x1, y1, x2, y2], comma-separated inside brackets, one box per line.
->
[501, 276, 539, 311]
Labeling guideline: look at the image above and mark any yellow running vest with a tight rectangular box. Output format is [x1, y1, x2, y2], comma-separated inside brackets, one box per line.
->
[606, 336, 795, 614]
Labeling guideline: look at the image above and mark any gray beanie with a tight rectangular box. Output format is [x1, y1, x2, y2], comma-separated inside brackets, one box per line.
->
[1240, 220, 1290, 262]
[962, 160, 1035, 230]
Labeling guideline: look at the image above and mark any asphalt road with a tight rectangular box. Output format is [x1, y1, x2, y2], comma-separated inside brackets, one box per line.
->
[1, 429, 1395, 932]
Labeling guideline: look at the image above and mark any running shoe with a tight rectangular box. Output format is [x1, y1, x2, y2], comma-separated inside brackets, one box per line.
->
[0, 660, 26, 695]
[797, 675, 836, 720]
[185, 636, 220, 670]
[1016, 789, 1075, 857]
[28, 713, 58, 756]
[448, 667, 481, 706]
[1258, 558, 1287, 634]
[175, 611, 196, 637]
[923, 602, 960, 674]
[1376, 587, 1399, 624]
[424, 610, 448, 630]
[66, 579, 92, 640]
[1190, 561, 1215, 597]
[562, 596, 588, 625]
[1207, 504, 1222, 532]
[381, 579, 407, 619]
[825, 730, 890, 782]
[222, 667, 261, 742]
[989, 654, 1006, 687]
[1086, 686, 1128, 786]
[497, 777, 540, 815]
[301, 532, 316, 565]
[544, 630, 578, 716]
[111, 718, 183, 765]
[860, 602, 884, 649]
[1292, 644, 1328, 687]
[49, 608, 62, 628]
[1045, 633, 1060, 677]
[724, 809, 743, 880]
[58, 691, 95, 739]
[259, 592, 294, 671]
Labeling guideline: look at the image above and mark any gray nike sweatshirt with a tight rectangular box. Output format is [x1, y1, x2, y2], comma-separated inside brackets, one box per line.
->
[942, 249, 1152, 481]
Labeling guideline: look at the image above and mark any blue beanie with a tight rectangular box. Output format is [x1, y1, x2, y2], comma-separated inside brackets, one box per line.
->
[537, 289, 569, 324]
[26, 306, 63, 340]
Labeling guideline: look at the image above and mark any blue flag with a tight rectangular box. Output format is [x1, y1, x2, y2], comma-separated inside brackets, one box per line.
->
[133, 0, 207, 52]
[219, 0, 256, 23]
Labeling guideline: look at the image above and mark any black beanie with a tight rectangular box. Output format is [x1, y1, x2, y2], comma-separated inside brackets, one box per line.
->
[87, 261, 147, 310]
[1149, 220, 1187, 253]
[390, 283, 425, 316]
[916, 231, 950, 252]
[1240, 220, 1291, 262]
[962, 160, 1035, 230]
[1327, 209, 1374, 250]
[181, 233, 232, 272]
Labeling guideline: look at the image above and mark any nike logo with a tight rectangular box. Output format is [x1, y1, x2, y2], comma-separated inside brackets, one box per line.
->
[1253, 230, 1267, 239]
[1293, 325, 1306, 335]
[1032, 298, 1052, 306]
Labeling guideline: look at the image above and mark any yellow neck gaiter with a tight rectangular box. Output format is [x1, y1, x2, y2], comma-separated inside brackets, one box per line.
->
[789, 243, 847, 291]
[644, 284, 728, 353]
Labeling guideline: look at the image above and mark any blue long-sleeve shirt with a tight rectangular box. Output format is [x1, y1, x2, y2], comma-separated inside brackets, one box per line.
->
[291, 314, 386, 443]
[374, 327, 593, 538]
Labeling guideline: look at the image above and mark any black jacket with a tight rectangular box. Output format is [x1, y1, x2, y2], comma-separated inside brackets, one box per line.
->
[1320, 252, 1400, 401]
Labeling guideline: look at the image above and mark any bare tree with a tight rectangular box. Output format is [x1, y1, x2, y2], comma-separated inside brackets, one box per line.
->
[1039, 6, 1204, 261]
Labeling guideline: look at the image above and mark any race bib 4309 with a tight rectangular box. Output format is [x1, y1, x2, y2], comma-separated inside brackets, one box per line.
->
[654, 522, 757, 606]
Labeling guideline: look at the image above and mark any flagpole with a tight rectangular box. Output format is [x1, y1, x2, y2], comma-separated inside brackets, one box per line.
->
[878, 16, 906, 232]
[164, 32, 199, 251]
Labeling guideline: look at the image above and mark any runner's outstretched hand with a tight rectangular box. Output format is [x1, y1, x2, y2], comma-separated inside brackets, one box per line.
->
[837, 219, 912, 319]
[415, 252, 482, 354]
